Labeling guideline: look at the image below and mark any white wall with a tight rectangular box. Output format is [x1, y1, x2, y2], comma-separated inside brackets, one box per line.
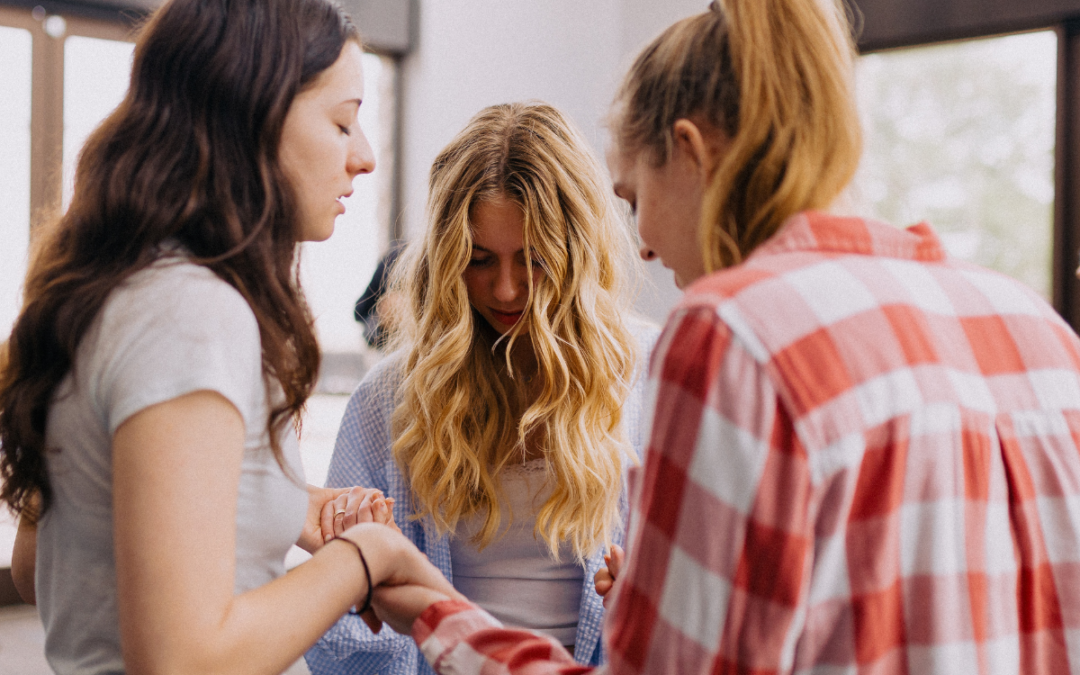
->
[398, 0, 706, 325]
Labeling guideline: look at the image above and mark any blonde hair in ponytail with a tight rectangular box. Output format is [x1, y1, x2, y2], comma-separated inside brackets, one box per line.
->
[613, 0, 862, 271]
[390, 102, 640, 561]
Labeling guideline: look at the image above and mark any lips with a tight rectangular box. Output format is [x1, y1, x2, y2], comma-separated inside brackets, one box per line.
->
[336, 190, 353, 214]
[489, 309, 524, 325]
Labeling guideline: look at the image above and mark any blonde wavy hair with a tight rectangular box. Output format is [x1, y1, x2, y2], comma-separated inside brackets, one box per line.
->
[612, 0, 863, 272]
[389, 102, 640, 561]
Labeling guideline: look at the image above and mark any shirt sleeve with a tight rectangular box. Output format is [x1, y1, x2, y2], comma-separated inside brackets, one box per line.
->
[414, 600, 590, 675]
[409, 303, 814, 675]
[91, 263, 263, 437]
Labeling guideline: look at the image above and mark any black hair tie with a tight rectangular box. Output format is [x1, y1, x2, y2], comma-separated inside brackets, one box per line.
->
[334, 537, 374, 616]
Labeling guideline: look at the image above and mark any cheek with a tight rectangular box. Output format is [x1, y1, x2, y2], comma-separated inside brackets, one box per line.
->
[288, 131, 339, 182]
[282, 151, 325, 212]
[461, 270, 486, 307]
[278, 148, 304, 193]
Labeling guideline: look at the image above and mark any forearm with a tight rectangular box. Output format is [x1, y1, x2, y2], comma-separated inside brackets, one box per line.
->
[11, 511, 37, 605]
[122, 536, 370, 675]
[111, 392, 410, 675]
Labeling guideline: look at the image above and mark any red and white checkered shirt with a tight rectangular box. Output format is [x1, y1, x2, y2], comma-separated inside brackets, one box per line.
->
[411, 211, 1080, 675]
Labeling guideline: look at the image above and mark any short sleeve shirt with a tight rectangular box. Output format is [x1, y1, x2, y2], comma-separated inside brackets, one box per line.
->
[36, 256, 308, 675]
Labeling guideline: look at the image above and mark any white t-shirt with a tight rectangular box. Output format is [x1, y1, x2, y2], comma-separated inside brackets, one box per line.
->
[36, 256, 308, 675]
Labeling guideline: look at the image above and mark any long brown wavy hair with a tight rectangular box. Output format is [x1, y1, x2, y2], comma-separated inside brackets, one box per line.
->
[612, 0, 862, 272]
[0, 0, 358, 519]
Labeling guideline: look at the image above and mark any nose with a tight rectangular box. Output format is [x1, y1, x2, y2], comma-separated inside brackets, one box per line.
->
[639, 246, 657, 262]
[348, 126, 377, 177]
[493, 260, 525, 304]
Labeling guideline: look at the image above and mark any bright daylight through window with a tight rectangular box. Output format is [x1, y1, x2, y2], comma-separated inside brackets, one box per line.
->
[850, 30, 1058, 299]
[0, 25, 31, 342]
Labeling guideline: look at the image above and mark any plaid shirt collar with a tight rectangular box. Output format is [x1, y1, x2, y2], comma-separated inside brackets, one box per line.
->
[752, 210, 947, 262]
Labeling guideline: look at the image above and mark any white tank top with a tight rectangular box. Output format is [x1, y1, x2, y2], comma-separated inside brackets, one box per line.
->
[450, 459, 584, 647]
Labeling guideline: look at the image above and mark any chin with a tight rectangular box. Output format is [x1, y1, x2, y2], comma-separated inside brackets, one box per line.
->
[481, 317, 529, 338]
[302, 222, 336, 242]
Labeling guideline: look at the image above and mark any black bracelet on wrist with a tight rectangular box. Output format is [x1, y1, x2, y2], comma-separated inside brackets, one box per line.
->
[334, 536, 373, 616]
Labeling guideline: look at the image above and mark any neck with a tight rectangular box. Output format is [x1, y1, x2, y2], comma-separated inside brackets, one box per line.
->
[478, 321, 539, 383]
[507, 335, 538, 382]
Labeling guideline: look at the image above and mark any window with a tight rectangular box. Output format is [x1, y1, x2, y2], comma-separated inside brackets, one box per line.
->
[0, 24, 31, 340]
[850, 31, 1058, 299]
[62, 35, 135, 208]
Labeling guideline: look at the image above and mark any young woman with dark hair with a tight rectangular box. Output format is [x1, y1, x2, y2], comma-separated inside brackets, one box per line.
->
[0, 0, 451, 672]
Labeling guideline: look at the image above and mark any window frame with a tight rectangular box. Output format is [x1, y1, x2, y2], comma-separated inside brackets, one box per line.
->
[851, 0, 1080, 328]
[0, 4, 135, 233]
[0, 0, 411, 240]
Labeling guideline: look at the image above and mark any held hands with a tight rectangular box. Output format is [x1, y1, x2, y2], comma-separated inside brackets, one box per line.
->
[593, 544, 625, 608]
[297, 485, 399, 553]
[307, 490, 464, 637]
[322, 486, 399, 542]
[337, 522, 464, 636]
[363, 541, 629, 642]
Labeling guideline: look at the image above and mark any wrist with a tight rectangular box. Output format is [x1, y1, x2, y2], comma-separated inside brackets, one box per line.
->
[339, 522, 402, 587]
[332, 537, 373, 615]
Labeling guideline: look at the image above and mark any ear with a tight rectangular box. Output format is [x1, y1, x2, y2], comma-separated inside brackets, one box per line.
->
[672, 118, 726, 176]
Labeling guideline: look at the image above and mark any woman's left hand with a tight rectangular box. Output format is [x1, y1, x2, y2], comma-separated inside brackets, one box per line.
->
[297, 485, 398, 552]
[593, 544, 624, 608]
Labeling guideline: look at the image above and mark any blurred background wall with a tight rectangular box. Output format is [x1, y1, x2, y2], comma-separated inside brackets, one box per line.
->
[394, 0, 702, 323]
